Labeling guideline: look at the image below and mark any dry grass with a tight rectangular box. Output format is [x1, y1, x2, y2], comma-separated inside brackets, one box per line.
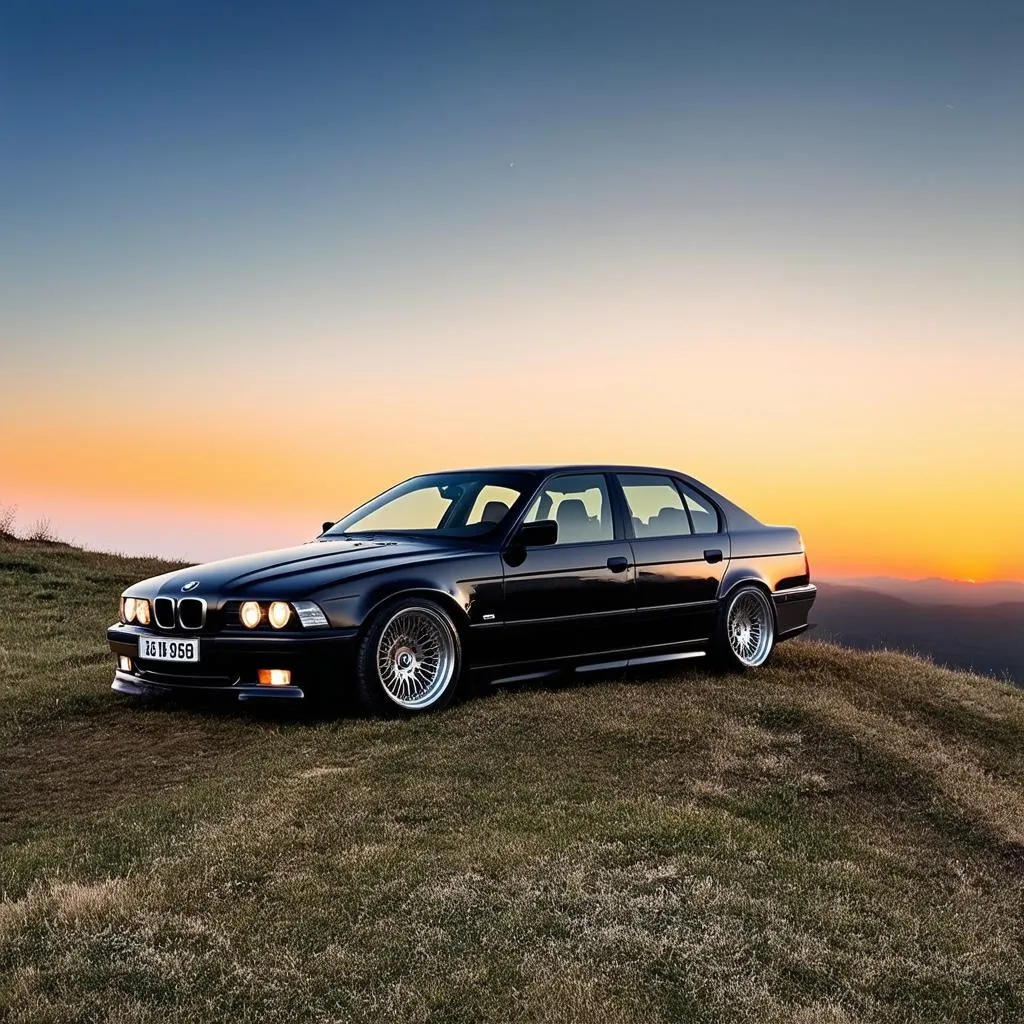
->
[1, 537, 1023, 1022]
[0, 505, 16, 540]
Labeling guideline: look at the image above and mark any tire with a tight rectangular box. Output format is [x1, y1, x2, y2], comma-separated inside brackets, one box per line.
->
[354, 597, 463, 716]
[713, 584, 776, 672]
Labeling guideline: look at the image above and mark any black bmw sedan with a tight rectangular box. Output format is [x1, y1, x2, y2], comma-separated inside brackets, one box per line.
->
[108, 465, 816, 714]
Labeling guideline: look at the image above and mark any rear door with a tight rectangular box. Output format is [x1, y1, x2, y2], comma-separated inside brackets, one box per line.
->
[500, 473, 635, 664]
[614, 474, 729, 649]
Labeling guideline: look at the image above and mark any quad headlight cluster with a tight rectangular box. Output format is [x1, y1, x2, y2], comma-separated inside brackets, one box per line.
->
[118, 595, 328, 630]
[239, 600, 291, 628]
[121, 597, 151, 625]
[239, 600, 329, 629]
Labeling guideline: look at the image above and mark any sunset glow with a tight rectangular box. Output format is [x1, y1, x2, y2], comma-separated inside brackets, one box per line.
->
[2, 2, 1021, 580]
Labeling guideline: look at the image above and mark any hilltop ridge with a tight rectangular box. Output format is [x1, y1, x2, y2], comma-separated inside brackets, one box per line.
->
[2, 538, 1023, 1022]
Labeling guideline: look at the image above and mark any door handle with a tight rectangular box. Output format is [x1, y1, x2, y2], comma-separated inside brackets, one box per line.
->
[703, 549, 723, 564]
[606, 556, 629, 573]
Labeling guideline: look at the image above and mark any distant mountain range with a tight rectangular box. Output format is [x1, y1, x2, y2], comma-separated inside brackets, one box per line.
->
[826, 576, 1024, 607]
[810, 579, 1024, 685]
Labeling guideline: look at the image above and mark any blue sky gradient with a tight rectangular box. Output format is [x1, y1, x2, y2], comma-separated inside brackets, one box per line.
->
[1, 1, 1022, 575]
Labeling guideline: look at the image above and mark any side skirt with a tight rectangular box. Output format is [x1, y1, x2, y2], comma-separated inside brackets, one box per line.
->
[575, 650, 707, 674]
[483, 644, 709, 685]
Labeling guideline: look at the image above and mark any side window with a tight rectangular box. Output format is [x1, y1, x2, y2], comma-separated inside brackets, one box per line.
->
[618, 474, 692, 538]
[524, 474, 614, 544]
[466, 485, 520, 526]
[680, 485, 720, 534]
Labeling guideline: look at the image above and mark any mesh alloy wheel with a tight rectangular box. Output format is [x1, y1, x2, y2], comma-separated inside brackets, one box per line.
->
[365, 602, 460, 712]
[724, 587, 775, 668]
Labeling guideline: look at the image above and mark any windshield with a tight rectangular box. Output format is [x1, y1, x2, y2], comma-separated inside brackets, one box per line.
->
[326, 472, 537, 539]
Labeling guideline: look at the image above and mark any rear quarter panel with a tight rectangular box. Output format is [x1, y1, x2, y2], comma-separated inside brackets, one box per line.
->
[721, 526, 808, 594]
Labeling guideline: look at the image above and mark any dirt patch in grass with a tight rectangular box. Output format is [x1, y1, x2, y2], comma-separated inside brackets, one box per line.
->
[0, 707, 257, 841]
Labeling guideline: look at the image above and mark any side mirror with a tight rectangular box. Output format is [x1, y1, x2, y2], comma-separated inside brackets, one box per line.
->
[515, 519, 558, 547]
[321, 521, 335, 535]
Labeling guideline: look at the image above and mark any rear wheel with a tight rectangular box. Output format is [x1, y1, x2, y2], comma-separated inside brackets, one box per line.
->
[714, 585, 775, 671]
[354, 598, 462, 716]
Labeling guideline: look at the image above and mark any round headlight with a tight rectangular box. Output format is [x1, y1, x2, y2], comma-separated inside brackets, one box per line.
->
[268, 601, 291, 629]
[135, 600, 151, 626]
[123, 597, 137, 623]
[240, 601, 262, 629]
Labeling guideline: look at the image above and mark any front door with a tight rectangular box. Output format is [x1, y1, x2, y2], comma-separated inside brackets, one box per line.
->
[501, 473, 635, 665]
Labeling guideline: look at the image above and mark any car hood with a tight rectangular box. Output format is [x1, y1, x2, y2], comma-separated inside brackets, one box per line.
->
[137, 537, 467, 600]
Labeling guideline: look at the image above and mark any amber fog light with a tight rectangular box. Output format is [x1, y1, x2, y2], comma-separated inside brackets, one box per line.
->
[135, 599, 151, 626]
[240, 601, 262, 628]
[257, 668, 292, 687]
[268, 601, 291, 629]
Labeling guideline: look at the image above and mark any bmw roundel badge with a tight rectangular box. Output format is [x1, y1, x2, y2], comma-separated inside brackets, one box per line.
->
[181, 581, 201, 593]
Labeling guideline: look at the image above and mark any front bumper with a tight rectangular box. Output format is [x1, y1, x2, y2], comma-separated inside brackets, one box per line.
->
[107, 623, 359, 701]
[111, 671, 307, 701]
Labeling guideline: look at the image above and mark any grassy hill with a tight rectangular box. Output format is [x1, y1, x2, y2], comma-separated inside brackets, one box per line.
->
[2, 538, 1023, 1023]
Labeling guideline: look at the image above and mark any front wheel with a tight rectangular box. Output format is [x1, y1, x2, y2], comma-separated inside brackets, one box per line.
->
[714, 585, 775, 671]
[354, 598, 462, 716]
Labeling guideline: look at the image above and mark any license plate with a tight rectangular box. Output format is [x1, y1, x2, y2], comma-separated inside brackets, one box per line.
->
[138, 636, 200, 663]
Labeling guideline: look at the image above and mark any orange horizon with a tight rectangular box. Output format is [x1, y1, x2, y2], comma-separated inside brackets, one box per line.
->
[4, 454, 1022, 583]
[4, 287, 1021, 583]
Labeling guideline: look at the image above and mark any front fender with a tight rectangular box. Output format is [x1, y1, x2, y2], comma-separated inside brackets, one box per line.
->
[315, 551, 505, 633]
[362, 579, 474, 629]
[320, 580, 475, 633]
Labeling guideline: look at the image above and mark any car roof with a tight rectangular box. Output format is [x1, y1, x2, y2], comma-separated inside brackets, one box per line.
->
[422, 465, 766, 530]
[429, 464, 697, 476]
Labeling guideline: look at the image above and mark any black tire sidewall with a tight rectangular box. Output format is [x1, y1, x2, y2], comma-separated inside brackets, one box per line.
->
[354, 597, 463, 716]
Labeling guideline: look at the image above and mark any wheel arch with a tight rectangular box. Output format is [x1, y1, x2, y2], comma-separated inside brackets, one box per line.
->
[718, 573, 778, 629]
[358, 585, 470, 640]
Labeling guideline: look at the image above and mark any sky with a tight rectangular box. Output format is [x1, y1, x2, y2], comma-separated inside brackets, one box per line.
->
[1, 0, 1022, 580]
